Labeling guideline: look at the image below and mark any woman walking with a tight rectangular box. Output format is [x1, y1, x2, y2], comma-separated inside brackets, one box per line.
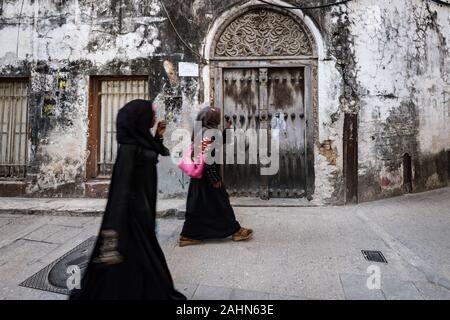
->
[179, 106, 253, 247]
[70, 99, 185, 300]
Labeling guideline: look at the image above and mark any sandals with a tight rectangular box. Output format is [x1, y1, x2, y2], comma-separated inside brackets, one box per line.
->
[179, 236, 202, 247]
[232, 227, 253, 241]
[179, 227, 253, 246]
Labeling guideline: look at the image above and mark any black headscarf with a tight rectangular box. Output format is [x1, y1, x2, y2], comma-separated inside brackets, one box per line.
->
[117, 99, 169, 156]
[198, 106, 221, 129]
[192, 106, 221, 141]
[191, 106, 221, 157]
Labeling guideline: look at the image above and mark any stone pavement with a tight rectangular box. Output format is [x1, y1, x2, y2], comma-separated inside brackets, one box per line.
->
[0, 187, 450, 300]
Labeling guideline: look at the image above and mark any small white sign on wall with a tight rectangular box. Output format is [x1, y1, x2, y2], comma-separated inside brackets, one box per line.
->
[178, 62, 199, 77]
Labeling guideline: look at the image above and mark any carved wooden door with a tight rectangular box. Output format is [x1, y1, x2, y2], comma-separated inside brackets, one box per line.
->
[222, 67, 306, 199]
[267, 67, 306, 198]
[222, 68, 261, 197]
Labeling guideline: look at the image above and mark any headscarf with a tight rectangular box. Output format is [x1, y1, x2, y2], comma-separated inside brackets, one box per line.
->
[116, 99, 169, 156]
[197, 106, 221, 130]
[191, 106, 221, 157]
[192, 106, 221, 141]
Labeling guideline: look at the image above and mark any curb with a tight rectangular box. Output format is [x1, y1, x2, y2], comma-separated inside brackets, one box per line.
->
[0, 208, 185, 218]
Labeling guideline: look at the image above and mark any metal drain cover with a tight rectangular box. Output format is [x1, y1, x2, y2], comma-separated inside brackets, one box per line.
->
[19, 236, 96, 295]
[362, 250, 388, 263]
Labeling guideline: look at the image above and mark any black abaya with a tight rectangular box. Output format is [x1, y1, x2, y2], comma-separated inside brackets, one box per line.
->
[181, 166, 241, 240]
[180, 107, 241, 240]
[70, 100, 185, 300]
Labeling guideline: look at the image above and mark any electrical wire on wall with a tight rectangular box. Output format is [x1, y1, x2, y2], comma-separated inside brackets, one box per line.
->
[430, 0, 450, 6]
[157, 0, 208, 64]
[257, 0, 450, 9]
[257, 0, 352, 10]
[156, 0, 450, 66]
[156, 0, 354, 64]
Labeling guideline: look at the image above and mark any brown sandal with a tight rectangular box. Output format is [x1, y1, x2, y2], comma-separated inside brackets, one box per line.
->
[179, 236, 202, 247]
[232, 227, 253, 241]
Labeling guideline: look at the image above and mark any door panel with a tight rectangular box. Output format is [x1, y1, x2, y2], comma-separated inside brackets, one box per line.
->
[0, 79, 28, 178]
[344, 113, 358, 203]
[267, 68, 306, 198]
[223, 68, 260, 196]
[98, 79, 149, 176]
[222, 67, 306, 198]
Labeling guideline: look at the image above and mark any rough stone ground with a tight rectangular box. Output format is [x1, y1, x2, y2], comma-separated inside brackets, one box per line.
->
[0, 188, 450, 300]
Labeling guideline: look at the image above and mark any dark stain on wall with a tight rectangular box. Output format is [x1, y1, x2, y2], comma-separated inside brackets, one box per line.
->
[378, 101, 419, 169]
[359, 101, 420, 202]
[413, 150, 449, 192]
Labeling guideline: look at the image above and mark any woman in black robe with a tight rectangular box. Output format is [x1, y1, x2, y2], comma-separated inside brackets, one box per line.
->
[179, 106, 253, 247]
[70, 99, 186, 300]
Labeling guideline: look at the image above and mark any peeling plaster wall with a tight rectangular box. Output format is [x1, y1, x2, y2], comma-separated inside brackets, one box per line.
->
[0, 0, 448, 203]
[0, 0, 177, 196]
[346, 0, 450, 201]
[307, 0, 449, 203]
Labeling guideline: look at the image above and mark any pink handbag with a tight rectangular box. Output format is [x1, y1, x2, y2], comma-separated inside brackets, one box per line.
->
[178, 144, 205, 179]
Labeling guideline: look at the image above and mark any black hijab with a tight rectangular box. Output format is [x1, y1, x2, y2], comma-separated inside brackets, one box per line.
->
[191, 106, 221, 141]
[117, 99, 169, 156]
[191, 106, 221, 157]
[197, 106, 221, 129]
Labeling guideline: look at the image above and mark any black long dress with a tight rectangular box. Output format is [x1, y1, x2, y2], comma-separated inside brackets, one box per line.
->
[180, 162, 241, 240]
[70, 100, 185, 300]
[180, 109, 241, 241]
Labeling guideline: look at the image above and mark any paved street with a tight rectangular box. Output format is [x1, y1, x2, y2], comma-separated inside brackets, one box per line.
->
[0, 188, 450, 300]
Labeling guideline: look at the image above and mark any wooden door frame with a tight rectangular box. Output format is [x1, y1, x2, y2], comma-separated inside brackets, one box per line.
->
[86, 75, 150, 180]
[0, 77, 30, 181]
[403, 153, 412, 193]
[211, 60, 316, 199]
[343, 112, 358, 204]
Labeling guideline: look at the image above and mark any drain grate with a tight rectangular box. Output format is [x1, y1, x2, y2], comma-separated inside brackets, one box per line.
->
[19, 236, 96, 295]
[362, 250, 388, 263]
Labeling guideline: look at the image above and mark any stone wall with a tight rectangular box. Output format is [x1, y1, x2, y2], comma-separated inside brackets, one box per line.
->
[0, 0, 448, 203]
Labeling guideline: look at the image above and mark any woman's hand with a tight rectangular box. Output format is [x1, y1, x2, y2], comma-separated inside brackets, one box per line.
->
[156, 120, 167, 139]
[213, 181, 222, 189]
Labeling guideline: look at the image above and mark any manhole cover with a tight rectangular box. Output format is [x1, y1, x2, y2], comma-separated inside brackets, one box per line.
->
[362, 250, 388, 263]
[19, 236, 96, 295]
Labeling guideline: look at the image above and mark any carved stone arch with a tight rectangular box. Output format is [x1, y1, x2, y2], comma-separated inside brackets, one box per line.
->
[211, 6, 317, 60]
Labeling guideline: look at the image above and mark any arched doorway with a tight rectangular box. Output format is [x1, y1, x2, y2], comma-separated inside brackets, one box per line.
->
[208, 6, 318, 200]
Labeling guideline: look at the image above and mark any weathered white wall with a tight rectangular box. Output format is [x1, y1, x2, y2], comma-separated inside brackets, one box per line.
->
[348, 0, 450, 200]
[0, 0, 448, 202]
[0, 0, 167, 195]
[306, 0, 449, 203]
